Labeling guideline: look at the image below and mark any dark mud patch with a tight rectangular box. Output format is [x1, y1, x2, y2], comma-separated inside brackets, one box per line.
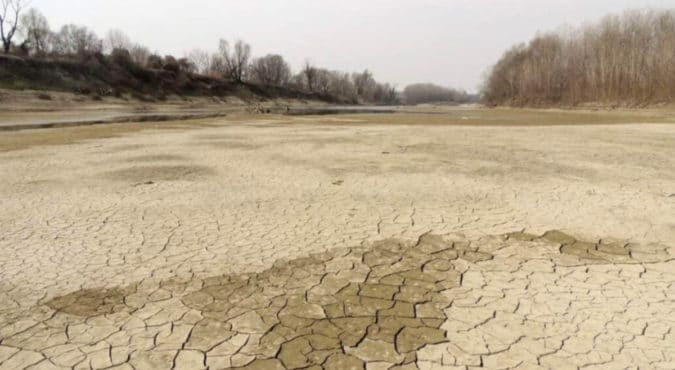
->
[179, 234, 491, 369]
[103, 165, 215, 182]
[43, 286, 137, 317]
[507, 230, 670, 264]
[33, 231, 671, 368]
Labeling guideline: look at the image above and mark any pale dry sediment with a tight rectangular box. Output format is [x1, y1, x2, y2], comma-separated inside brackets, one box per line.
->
[0, 115, 673, 369]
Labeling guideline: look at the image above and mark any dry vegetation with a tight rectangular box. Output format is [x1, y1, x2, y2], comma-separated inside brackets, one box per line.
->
[483, 9, 675, 107]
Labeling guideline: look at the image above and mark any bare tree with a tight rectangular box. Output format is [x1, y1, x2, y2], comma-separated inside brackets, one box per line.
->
[249, 54, 291, 86]
[103, 29, 131, 53]
[292, 62, 398, 103]
[19, 7, 50, 55]
[208, 54, 226, 77]
[186, 48, 212, 75]
[218, 39, 251, 82]
[352, 69, 376, 101]
[314, 68, 332, 94]
[403, 83, 469, 105]
[301, 61, 318, 93]
[0, 0, 26, 53]
[326, 71, 357, 102]
[129, 43, 150, 66]
[52, 24, 102, 56]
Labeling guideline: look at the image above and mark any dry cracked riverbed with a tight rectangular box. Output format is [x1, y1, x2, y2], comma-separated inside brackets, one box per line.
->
[0, 112, 674, 369]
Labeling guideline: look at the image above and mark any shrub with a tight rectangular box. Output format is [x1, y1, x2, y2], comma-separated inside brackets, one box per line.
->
[162, 56, 180, 73]
[146, 54, 163, 69]
[110, 48, 133, 68]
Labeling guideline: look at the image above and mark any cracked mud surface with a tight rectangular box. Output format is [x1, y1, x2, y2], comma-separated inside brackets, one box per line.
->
[0, 114, 674, 369]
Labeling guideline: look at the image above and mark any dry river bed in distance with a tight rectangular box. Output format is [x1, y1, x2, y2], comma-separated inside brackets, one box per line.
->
[0, 107, 674, 369]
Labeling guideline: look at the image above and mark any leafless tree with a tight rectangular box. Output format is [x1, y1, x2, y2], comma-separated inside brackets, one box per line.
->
[326, 71, 357, 102]
[52, 24, 102, 56]
[375, 83, 400, 105]
[219, 39, 251, 82]
[249, 54, 291, 86]
[352, 70, 376, 102]
[314, 68, 332, 95]
[288, 73, 306, 91]
[403, 83, 469, 105]
[300, 61, 318, 93]
[186, 48, 212, 75]
[128, 43, 150, 66]
[208, 54, 226, 77]
[103, 29, 131, 53]
[19, 7, 50, 55]
[0, 0, 26, 53]
[292, 62, 398, 103]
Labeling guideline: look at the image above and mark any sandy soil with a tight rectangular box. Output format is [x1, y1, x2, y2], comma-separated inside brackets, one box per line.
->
[0, 109, 673, 369]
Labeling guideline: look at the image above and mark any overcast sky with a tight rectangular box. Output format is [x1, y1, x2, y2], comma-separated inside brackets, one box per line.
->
[31, 0, 675, 92]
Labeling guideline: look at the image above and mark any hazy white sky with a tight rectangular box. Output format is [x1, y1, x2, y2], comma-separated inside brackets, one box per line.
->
[31, 0, 675, 92]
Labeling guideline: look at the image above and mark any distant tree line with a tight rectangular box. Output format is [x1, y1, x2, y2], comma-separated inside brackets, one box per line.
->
[403, 83, 476, 105]
[0, 1, 400, 104]
[483, 9, 675, 106]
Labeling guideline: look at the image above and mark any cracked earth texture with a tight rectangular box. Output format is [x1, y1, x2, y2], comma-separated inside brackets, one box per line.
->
[0, 115, 674, 369]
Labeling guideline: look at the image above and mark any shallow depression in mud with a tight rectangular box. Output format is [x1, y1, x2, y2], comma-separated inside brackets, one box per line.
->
[102, 165, 216, 182]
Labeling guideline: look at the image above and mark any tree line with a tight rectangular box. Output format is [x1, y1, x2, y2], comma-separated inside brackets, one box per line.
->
[483, 9, 675, 106]
[403, 83, 476, 105]
[0, 1, 401, 104]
